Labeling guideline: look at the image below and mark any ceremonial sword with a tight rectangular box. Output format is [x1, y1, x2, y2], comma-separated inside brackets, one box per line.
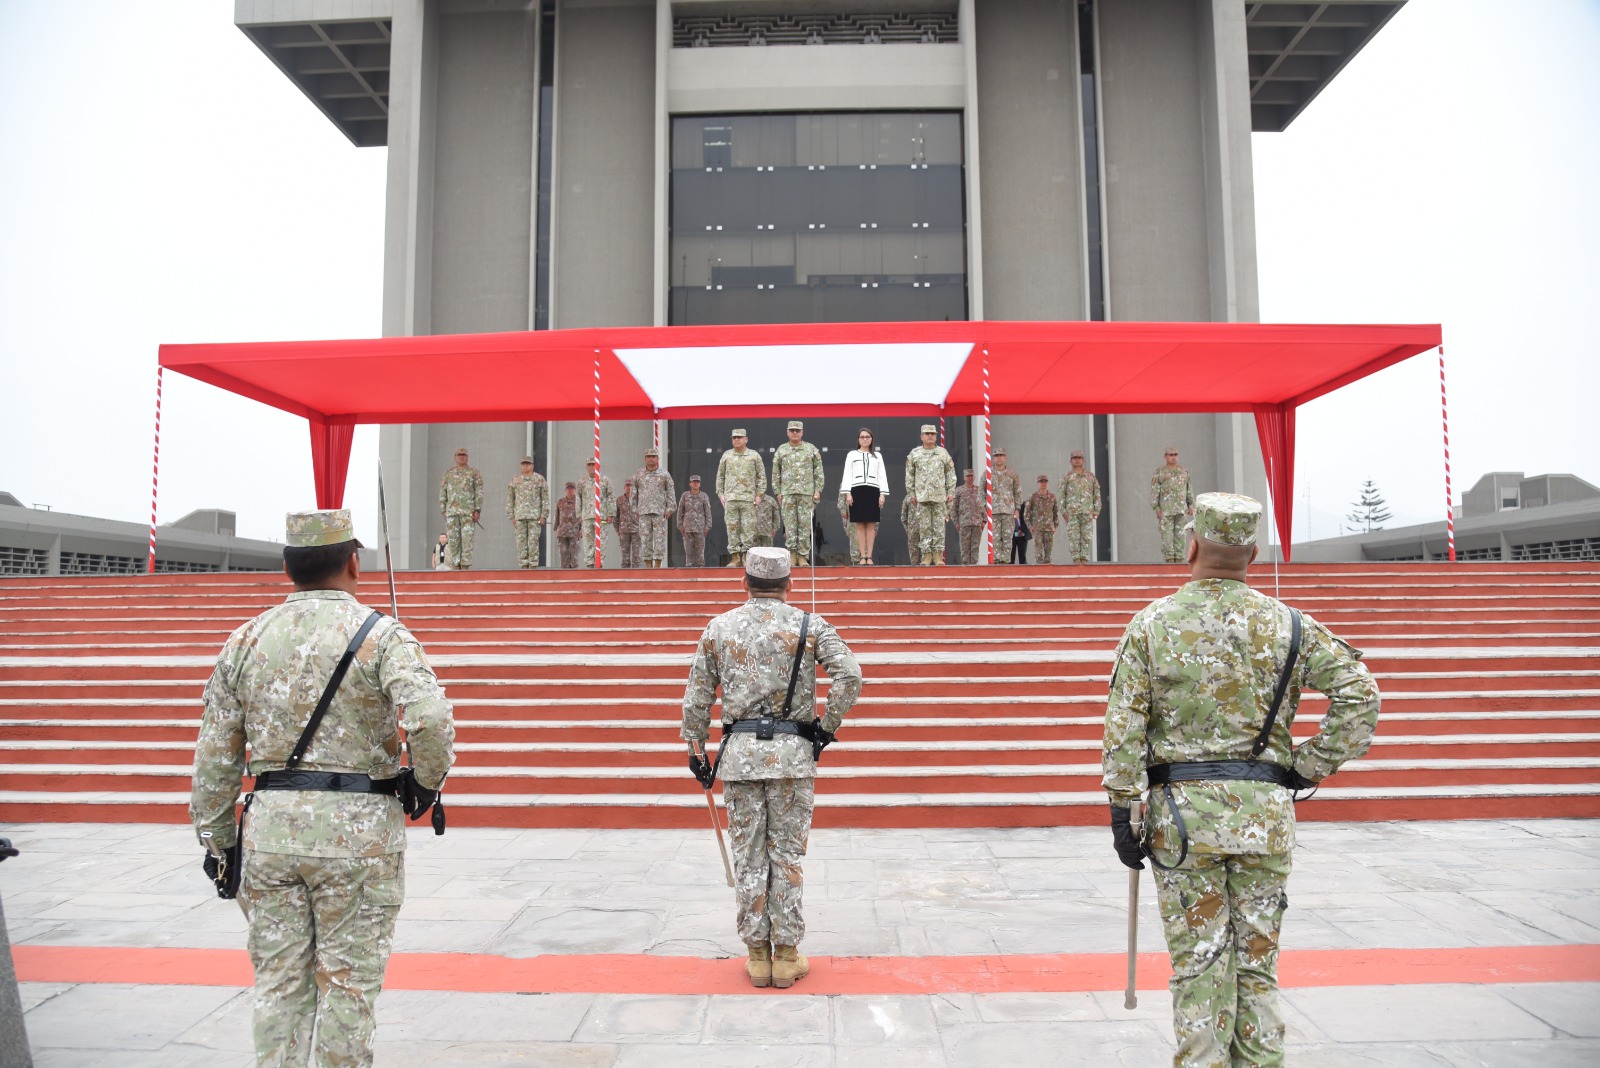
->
[1125, 798, 1143, 1009]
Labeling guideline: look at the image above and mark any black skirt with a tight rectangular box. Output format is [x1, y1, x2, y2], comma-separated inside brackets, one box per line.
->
[848, 484, 882, 523]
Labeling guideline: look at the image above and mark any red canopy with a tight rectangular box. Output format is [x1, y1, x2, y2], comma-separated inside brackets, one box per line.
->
[159, 320, 1442, 557]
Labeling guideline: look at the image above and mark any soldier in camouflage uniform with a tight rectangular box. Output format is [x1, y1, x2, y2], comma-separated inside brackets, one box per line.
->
[681, 547, 862, 989]
[1061, 449, 1102, 564]
[190, 509, 455, 1067]
[439, 448, 483, 570]
[631, 448, 677, 568]
[771, 420, 825, 566]
[1025, 476, 1059, 564]
[989, 448, 1023, 565]
[900, 491, 921, 565]
[677, 475, 713, 567]
[554, 482, 581, 569]
[579, 459, 617, 568]
[616, 479, 641, 569]
[506, 455, 549, 569]
[837, 492, 860, 565]
[1150, 446, 1196, 563]
[1103, 493, 1379, 1068]
[953, 469, 986, 565]
[754, 493, 781, 549]
[716, 428, 767, 566]
[904, 424, 956, 564]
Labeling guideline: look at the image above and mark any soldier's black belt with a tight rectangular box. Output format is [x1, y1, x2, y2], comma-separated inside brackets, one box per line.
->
[1146, 760, 1297, 788]
[254, 769, 401, 796]
[725, 717, 819, 743]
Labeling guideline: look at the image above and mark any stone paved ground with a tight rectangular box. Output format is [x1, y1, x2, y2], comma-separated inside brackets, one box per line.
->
[2, 819, 1598, 1066]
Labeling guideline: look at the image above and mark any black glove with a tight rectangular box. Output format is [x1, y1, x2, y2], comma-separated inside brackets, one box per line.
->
[202, 841, 243, 899]
[398, 768, 439, 821]
[0, 837, 19, 862]
[811, 723, 836, 763]
[1109, 805, 1146, 870]
[689, 751, 716, 790]
[1286, 768, 1319, 792]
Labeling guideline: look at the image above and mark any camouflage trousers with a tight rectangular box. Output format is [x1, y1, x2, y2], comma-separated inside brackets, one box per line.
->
[638, 514, 668, 563]
[1159, 512, 1188, 562]
[682, 531, 706, 567]
[779, 495, 815, 557]
[723, 776, 815, 947]
[582, 519, 614, 568]
[444, 513, 475, 569]
[1033, 530, 1054, 564]
[992, 513, 1015, 564]
[1065, 514, 1094, 562]
[916, 501, 948, 559]
[1152, 846, 1292, 1068]
[557, 536, 580, 569]
[619, 530, 639, 568]
[958, 525, 982, 565]
[241, 849, 404, 1068]
[724, 501, 758, 554]
[513, 519, 542, 568]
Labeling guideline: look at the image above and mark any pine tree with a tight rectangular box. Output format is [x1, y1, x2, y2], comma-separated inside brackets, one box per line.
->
[1346, 480, 1393, 534]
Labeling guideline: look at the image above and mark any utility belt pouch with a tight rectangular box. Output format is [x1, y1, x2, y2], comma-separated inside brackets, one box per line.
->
[755, 716, 776, 740]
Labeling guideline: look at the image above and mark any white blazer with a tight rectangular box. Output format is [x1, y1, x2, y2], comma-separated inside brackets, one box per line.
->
[840, 450, 890, 497]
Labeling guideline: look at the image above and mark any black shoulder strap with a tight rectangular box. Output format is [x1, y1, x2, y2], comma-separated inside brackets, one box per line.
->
[780, 613, 811, 720]
[285, 610, 383, 770]
[1250, 607, 1302, 760]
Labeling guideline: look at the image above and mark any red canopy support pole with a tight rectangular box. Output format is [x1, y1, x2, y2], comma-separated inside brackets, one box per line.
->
[308, 418, 355, 509]
[147, 364, 163, 574]
[939, 414, 946, 450]
[592, 350, 603, 568]
[1438, 344, 1455, 562]
[1252, 405, 1296, 562]
[982, 348, 994, 566]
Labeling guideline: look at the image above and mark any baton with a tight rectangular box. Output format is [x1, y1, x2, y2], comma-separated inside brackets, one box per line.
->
[704, 788, 734, 888]
[1125, 799, 1143, 1009]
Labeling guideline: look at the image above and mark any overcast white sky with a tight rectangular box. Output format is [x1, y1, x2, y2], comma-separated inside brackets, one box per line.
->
[1, 0, 1595, 547]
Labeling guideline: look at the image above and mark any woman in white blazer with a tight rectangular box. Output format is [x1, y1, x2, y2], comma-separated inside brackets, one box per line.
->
[840, 427, 890, 564]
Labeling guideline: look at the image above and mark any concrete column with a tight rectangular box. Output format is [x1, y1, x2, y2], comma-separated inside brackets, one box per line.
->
[46, 533, 60, 576]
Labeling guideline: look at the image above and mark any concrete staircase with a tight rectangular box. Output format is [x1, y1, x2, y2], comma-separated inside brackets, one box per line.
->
[2, 564, 1597, 828]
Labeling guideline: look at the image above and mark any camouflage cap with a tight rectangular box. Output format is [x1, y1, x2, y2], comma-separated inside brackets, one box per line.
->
[1071, 449, 1084, 459]
[745, 546, 790, 580]
[689, 474, 701, 482]
[1038, 475, 1049, 483]
[586, 458, 598, 466]
[731, 428, 747, 438]
[920, 424, 937, 435]
[644, 447, 659, 457]
[455, 448, 468, 456]
[1187, 492, 1262, 546]
[520, 455, 534, 464]
[564, 481, 576, 489]
[286, 509, 355, 547]
[993, 447, 1006, 456]
[963, 468, 974, 476]
[787, 420, 803, 431]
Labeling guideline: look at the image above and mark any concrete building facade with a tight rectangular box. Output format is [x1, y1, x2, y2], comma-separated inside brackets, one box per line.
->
[0, 494, 285, 576]
[236, 0, 1404, 568]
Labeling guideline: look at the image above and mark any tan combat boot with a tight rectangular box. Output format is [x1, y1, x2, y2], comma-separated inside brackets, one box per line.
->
[771, 945, 808, 989]
[745, 942, 772, 988]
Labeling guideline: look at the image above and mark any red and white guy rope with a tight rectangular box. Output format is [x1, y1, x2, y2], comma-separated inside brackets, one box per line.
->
[1439, 345, 1455, 563]
[982, 348, 993, 565]
[147, 365, 163, 574]
[592, 351, 603, 568]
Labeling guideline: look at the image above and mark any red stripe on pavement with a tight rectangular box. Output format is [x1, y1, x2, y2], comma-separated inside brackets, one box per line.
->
[14, 944, 1600, 996]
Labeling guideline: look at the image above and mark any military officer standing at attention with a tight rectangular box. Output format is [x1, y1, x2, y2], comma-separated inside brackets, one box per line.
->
[1103, 493, 1379, 1068]
[677, 475, 713, 567]
[632, 447, 677, 569]
[190, 509, 455, 1066]
[439, 447, 483, 569]
[1062, 448, 1102, 564]
[554, 481, 581, 568]
[681, 547, 862, 989]
[754, 492, 781, 549]
[905, 424, 956, 565]
[616, 479, 641, 569]
[953, 469, 985, 565]
[1025, 476, 1059, 564]
[506, 455, 549, 569]
[1150, 446, 1196, 563]
[771, 420, 825, 567]
[989, 448, 1023, 565]
[579, 459, 617, 568]
[716, 428, 767, 567]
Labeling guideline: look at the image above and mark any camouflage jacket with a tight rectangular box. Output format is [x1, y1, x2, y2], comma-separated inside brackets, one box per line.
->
[901, 494, 921, 539]
[554, 495, 581, 538]
[905, 445, 956, 502]
[506, 473, 549, 522]
[440, 465, 483, 516]
[1149, 465, 1194, 515]
[616, 487, 640, 534]
[1102, 578, 1380, 854]
[190, 590, 455, 858]
[631, 468, 677, 516]
[682, 594, 862, 780]
[836, 492, 850, 524]
[1062, 470, 1101, 517]
[1025, 490, 1059, 532]
[677, 490, 713, 534]
[991, 467, 1023, 515]
[756, 494, 781, 537]
[579, 475, 616, 523]
[716, 449, 767, 502]
[953, 484, 986, 527]
[772, 441, 825, 497]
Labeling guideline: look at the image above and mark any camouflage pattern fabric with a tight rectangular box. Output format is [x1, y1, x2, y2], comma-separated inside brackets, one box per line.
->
[771, 440, 824, 497]
[904, 444, 956, 504]
[443, 514, 475, 570]
[991, 508, 1014, 565]
[639, 515, 669, 564]
[506, 473, 549, 522]
[755, 494, 781, 549]
[958, 525, 982, 565]
[991, 467, 1022, 516]
[677, 490, 713, 534]
[916, 500, 948, 561]
[779, 495, 816, 557]
[632, 468, 677, 516]
[579, 475, 617, 568]
[725, 501, 758, 555]
[682, 531, 706, 567]
[1063, 470, 1102, 518]
[439, 465, 483, 517]
[900, 494, 921, 561]
[716, 449, 767, 503]
[1027, 490, 1059, 564]
[836, 493, 860, 565]
[1034, 529, 1054, 565]
[1159, 514, 1188, 563]
[616, 487, 640, 534]
[512, 520, 540, 569]
[554, 495, 581, 568]
[724, 778, 815, 947]
[242, 850, 403, 1066]
[1064, 516, 1093, 563]
[953, 483, 985, 527]
[620, 530, 641, 569]
[1151, 466, 1195, 560]
[557, 537, 579, 569]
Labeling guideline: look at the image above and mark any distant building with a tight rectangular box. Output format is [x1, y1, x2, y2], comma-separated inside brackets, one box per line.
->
[0, 494, 285, 575]
[1293, 473, 1600, 563]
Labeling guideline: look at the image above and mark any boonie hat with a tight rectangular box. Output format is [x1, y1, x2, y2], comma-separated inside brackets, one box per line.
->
[286, 509, 357, 548]
[1186, 492, 1262, 546]
[745, 546, 790, 580]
